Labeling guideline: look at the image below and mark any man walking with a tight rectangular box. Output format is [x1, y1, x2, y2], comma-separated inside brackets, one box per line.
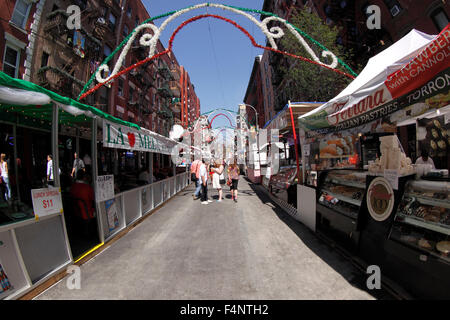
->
[200, 159, 212, 205]
[71, 152, 85, 180]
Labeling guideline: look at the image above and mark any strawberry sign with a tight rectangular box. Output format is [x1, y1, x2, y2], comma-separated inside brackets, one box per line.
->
[103, 120, 176, 155]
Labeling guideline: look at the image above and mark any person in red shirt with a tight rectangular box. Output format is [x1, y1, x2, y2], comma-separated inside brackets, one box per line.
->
[70, 170, 95, 235]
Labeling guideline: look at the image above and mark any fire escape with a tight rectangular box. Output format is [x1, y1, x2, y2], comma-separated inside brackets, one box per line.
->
[38, 8, 103, 99]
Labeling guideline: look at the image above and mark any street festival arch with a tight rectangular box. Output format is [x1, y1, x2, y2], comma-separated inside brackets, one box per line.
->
[76, 3, 358, 168]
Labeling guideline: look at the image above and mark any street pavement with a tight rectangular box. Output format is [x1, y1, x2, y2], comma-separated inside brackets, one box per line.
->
[35, 177, 393, 300]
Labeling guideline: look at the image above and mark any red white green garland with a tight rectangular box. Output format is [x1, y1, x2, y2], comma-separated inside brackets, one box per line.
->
[79, 3, 357, 101]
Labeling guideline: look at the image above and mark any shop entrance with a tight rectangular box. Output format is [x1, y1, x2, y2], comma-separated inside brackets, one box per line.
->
[59, 124, 100, 260]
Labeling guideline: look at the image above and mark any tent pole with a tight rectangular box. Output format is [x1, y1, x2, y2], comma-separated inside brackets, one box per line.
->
[13, 124, 20, 202]
[288, 103, 301, 183]
[52, 104, 60, 187]
[92, 117, 104, 243]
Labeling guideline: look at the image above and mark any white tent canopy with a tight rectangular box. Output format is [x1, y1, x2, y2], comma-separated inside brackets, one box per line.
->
[300, 29, 438, 121]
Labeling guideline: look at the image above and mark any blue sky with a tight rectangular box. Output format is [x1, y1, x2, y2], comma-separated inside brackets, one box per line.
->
[142, 1, 266, 129]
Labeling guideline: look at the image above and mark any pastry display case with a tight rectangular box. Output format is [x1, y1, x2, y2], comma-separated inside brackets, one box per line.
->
[389, 179, 450, 262]
[318, 170, 368, 220]
[316, 169, 368, 251]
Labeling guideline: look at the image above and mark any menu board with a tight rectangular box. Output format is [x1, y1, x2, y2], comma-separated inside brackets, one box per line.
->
[31, 188, 63, 219]
[96, 175, 115, 202]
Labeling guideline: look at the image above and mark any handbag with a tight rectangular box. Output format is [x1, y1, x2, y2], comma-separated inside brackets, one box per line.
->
[226, 179, 231, 186]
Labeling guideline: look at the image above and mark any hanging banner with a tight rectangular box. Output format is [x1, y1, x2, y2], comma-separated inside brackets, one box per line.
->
[300, 26, 450, 135]
[103, 120, 176, 154]
[304, 68, 450, 138]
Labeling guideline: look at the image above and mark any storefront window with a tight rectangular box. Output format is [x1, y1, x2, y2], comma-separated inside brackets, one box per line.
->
[0, 125, 51, 227]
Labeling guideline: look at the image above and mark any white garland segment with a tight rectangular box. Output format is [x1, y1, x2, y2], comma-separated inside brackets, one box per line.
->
[95, 3, 339, 85]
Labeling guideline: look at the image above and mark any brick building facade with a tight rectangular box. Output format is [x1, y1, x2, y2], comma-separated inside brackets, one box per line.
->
[3, 0, 199, 137]
[0, 0, 42, 81]
[252, 0, 449, 123]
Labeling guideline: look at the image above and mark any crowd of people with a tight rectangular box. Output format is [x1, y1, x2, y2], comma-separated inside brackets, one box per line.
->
[190, 159, 240, 205]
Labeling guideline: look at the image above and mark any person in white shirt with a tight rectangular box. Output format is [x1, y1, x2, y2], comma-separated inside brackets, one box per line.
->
[415, 149, 435, 169]
[199, 159, 212, 204]
[47, 155, 54, 186]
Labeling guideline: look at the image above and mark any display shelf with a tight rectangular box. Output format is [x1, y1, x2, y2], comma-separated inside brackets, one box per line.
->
[329, 178, 366, 189]
[317, 202, 359, 220]
[396, 212, 450, 236]
[321, 189, 362, 207]
[406, 194, 450, 209]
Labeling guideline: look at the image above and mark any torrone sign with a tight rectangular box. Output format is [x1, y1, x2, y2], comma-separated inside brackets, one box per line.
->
[103, 120, 176, 155]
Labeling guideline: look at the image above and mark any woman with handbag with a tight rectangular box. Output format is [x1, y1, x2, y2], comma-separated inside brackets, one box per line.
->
[212, 159, 225, 202]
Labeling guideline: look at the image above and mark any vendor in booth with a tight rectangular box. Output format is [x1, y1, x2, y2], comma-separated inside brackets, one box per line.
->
[415, 149, 435, 169]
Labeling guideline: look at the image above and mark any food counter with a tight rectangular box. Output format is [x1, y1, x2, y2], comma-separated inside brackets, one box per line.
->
[316, 169, 368, 252]
[385, 179, 450, 298]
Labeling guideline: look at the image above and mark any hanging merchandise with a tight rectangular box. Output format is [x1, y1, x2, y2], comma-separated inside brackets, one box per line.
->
[0, 262, 12, 294]
[73, 30, 86, 58]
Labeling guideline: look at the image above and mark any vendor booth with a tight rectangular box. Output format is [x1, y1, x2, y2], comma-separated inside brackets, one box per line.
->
[0, 72, 191, 300]
[298, 26, 450, 298]
[256, 102, 321, 207]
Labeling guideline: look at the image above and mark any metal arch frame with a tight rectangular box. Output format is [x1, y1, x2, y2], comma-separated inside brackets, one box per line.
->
[78, 3, 358, 101]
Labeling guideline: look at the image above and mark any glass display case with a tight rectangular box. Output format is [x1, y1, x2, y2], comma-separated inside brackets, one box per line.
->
[389, 179, 450, 262]
[318, 170, 368, 220]
[316, 169, 369, 251]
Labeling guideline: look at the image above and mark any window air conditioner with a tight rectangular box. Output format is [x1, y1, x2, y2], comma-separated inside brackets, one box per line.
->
[390, 5, 401, 17]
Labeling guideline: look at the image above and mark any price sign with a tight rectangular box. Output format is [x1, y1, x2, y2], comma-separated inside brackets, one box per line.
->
[31, 188, 63, 219]
[384, 169, 399, 190]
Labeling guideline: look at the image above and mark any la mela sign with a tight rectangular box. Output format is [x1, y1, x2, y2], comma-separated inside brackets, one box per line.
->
[103, 120, 175, 155]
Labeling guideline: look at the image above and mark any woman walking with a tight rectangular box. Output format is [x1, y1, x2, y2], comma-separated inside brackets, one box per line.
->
[0, 154, 11, 202]
[227, 163, 240, 203]
[212, 159, 225, 202]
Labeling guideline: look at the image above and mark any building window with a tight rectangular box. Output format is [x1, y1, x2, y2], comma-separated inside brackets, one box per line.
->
[123, 25, 129, 38]
[3, 45, 20, 78]
[118, 78, 124, 97]
[104, 45, 112, 59]
[135, 17, 140, 27]
[11, 0, 32, 29]
[129, 86, 135, 102]
[40, 51, 49, 68]
[383, 0, 402, 17]
[430, 8, 449, 32]
[127, 6, 132, 18]
[108, 13, 117, 32]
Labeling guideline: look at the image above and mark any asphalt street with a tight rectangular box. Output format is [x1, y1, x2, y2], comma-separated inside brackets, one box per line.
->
[35, 177, 393, 300]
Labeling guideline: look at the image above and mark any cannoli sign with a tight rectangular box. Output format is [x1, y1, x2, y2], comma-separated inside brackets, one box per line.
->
[366, 177, 394, 222]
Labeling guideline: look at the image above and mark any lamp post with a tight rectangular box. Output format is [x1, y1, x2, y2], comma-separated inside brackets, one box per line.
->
[239, 103, 261, 182]
[239, 103, 259, 130]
